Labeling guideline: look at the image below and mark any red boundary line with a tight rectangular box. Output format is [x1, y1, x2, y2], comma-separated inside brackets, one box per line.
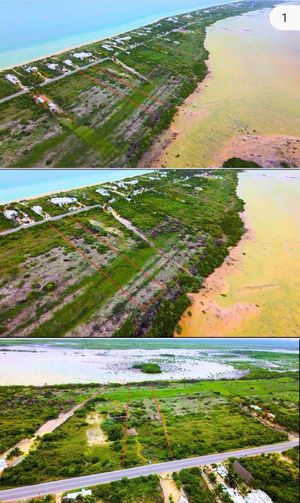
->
[94, 65, 165, 106]
[73, 219, 167, 310]
[122, 384, 131, 467]
[151, 384, 172, 455]
[49, 221, 166, 312]
[48, 223, 140, 309]
[79, 70, 153, 117]
[77, 222, 167, 292]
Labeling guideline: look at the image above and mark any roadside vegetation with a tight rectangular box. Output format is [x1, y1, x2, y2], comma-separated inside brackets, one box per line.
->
[91, 475, 164, 503]
[0, 372, 297, 489]
[240, 450, 299, 503]
[0, 385, 95, 453]
[174, 468, 215, 502]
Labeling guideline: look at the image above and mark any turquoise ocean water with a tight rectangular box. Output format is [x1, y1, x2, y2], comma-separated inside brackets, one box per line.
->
[0, 0, 233, 69]
[0, 169, 152, 203]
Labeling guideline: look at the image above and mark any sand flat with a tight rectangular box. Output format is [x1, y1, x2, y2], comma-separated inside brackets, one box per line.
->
[149, 9, 300, 168]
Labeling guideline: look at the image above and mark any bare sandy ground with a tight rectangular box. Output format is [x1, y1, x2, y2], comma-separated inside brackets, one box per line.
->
[86, 412, 107, 446]
[0, 399, 91, 468]
[214, 134, 300, 168]
[160, 474, 183, 503]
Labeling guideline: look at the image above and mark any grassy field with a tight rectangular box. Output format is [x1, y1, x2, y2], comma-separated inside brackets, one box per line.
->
[0, 385, 95, 453]
[0, 170, 245, 337]
[0, 1, 273, 167]
[0, 373, 297, 488]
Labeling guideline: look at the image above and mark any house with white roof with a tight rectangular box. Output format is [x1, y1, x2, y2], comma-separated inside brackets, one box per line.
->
[64, 59, 75, 67]
[73, 52, 92, 60]
[0, 459, 8, 470]
[245, 490, 273, 503]
[5, 74, 21, 86]
[47, 63, 59, 71]
[25, 66, 38, 74]
[50, 197, 78, 207]
[4, 209, 18, 220]
[65, 489, 92, 501]
[96, 189, 110, 197]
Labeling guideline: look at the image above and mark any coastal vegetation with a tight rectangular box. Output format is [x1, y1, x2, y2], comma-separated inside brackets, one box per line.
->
[133, 363, 162, 374]
[0, 385, 94, 453]
[174, 468, 215, 502]
[241, 450, 299, 503]
[91, 475, 164, 503]
[0, 170, 245, 337]
[0, 1, 273, 168]
[0, 372, 297, 488]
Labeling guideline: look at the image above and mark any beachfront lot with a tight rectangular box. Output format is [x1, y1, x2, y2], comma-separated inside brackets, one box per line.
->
[0, 1, 271, 167]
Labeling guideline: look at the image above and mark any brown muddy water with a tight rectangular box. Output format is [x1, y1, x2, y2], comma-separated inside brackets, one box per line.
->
[179, 171, 300, 337]
[145, 9, 300, 168]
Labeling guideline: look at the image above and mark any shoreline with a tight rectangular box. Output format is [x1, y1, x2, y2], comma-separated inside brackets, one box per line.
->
[178, 185, 258, 337]
[178, 170, 300, 337]
[142, 6, 300, 170]
[0, 170, 153, 206]
[0, 1, 233, 71]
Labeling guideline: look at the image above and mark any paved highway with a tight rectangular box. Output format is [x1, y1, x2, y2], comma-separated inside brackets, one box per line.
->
[0, 440, 298, 502]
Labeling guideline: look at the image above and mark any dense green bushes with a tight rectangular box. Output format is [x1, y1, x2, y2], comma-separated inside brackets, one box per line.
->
[174, 468, 215, 503]
[92, 475, 164, 503]
[242, 453, 299, 503]
[133, 363, 162, 374]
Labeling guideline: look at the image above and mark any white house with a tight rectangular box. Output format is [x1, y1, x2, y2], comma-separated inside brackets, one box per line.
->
[48, 102, 60, 112]
[65, 489, 92, 501]
[50, 197, 78, 207]
[5, 74, 20, 85]
[32, 206, 43, 215]
[64, 59, 75, 67]
[25, 66, 38, 73]
[0, 459, 8, 470]
[47, 63, 59, 71]
[102, 45, 114, 51]
[245, 490, 273, 503]
[96, 188, 110, 197]
[4, 209, 18, 220]
[73, 52, 92, 60]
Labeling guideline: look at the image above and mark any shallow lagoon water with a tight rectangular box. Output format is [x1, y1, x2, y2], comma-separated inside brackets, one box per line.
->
[0, 347, 243, 385]
[158, 9, 300, 167]
[180, 171, 300, 336]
